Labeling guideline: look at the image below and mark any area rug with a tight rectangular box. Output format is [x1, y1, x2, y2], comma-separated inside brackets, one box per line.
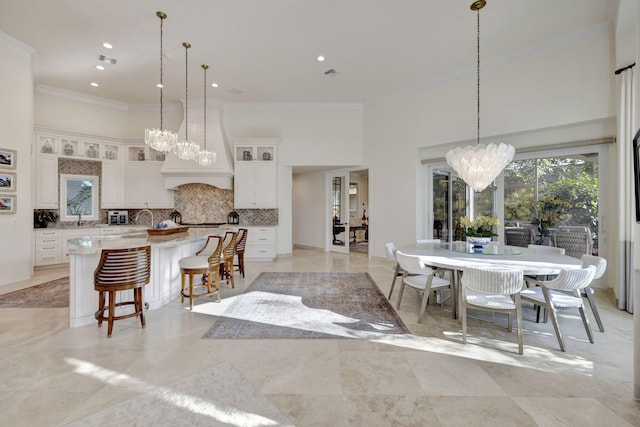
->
[65, 361, 292, 426]
[202, 272, 411, 339]
[0, 277, 69, 308]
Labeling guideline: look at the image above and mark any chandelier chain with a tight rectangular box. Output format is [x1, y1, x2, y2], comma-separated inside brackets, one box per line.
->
[203, 65, 207, 151]
[476, 6, 480, 146]
[184, 43, 190, 141]
[159, 13, 165, 130]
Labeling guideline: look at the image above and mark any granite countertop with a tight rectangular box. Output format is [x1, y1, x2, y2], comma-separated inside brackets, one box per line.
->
[67, 228, 231, 255]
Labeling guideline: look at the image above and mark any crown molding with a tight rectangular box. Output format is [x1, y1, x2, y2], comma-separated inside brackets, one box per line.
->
[224, 102, 363, 111]
[36, 85, 130, 111]
[0, 30, 35, 57]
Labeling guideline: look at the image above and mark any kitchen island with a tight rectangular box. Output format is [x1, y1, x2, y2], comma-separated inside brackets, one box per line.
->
[67, 227, 229, 328]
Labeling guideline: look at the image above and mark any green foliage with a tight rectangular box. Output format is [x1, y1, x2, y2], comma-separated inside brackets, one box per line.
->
[460, 215, 499, 237]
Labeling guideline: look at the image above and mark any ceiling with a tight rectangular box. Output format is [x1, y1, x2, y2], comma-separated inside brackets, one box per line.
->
[0, 0, 613, 106]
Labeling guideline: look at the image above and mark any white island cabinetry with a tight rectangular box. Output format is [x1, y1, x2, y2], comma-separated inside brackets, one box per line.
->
[67, 229, 220, 328]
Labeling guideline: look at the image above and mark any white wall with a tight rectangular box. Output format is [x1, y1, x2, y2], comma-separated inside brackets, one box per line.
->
[366, 23, 616, 259]
[0, 33, 34, 286]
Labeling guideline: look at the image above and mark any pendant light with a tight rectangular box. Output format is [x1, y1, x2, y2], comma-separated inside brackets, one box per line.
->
[144, 11, 177, 153]
[198, 64, 217, 166]
[445, 0, 514, 192]
[173, 42, 201, 161]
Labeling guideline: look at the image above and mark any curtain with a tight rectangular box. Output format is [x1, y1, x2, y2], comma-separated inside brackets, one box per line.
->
[617, 67, 635, 313]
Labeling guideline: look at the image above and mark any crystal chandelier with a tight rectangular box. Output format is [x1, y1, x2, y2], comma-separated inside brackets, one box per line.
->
[144, 11, 177, 153]
[198, 64, 217, 166]
[173, 42, 201, 161]
[445, 0, 514, 193]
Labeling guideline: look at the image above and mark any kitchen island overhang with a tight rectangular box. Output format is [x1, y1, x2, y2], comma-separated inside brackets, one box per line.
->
[67, 228, 230, 328]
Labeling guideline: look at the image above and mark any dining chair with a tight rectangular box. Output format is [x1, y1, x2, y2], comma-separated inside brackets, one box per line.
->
[505, 228, 535, 247]
[580, 254, 607, 332]
[384, 242, 404, 299]
[460, 265, 525, 354]
[178, 235, 223, 310]
[395, 250, 451, 324]
[94, 245, 151, 337]
[520, 266, 597, 352]
[553, 229, 593, 259]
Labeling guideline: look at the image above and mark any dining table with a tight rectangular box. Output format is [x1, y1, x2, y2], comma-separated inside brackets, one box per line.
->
[396, 241, 584, 319]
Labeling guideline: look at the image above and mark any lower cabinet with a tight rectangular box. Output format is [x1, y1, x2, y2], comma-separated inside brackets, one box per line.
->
[232, 226, 277, 261]
[33, 229, 62, 266]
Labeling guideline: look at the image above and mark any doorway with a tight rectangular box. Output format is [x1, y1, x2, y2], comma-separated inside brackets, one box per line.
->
[328, 169, 369, 254]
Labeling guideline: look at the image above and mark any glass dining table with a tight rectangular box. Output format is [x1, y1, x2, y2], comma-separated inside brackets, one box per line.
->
[396, 241, 583, 319]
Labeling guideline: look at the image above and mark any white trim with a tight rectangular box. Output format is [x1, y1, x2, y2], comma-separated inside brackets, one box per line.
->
[225, 102, 363, 111]
[0, 30, 34, 57]
[36, 85, 130, 111]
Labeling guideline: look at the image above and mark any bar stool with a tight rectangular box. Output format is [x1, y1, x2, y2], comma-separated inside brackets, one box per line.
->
[179, 235, 223, 310]
[234, 228, 248, 278]
[219, 231, 237, 288]
[94, 245, 151, 337]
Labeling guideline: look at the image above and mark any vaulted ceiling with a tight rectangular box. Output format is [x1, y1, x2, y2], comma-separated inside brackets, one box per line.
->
[0, 0, 613, 105]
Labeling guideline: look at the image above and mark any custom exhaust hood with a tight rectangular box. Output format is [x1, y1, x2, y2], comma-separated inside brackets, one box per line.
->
[160, 103, 234, 190]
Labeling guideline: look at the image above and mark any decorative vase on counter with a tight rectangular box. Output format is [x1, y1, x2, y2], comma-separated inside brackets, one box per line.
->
[137, 149, 145, 161]
[64, 143, 74, 156]
[86, 144, 97, 158]
[41, 141, 53, 154]
[105, 149, 115, 160]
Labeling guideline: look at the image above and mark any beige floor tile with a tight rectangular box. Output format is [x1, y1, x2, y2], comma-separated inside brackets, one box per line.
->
[514, 397, 634, 427]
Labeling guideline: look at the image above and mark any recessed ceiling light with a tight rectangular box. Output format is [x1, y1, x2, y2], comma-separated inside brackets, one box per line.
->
[95, 65, 105, 71]
[90, 82, 99, 87]
[211, 83, 219, 88]
[102, 42, 113, 49]
[156, 83, 163, 88]
[317, 55, 325, 62]
[97, 54, 117, 65]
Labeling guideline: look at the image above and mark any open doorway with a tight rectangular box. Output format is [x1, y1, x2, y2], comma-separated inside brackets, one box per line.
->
[328, 169, 369, 254]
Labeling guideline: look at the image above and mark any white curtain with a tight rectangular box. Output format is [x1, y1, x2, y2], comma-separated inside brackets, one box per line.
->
[617, 66, 635, 313]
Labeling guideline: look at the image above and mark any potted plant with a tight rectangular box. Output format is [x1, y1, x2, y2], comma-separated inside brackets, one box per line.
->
[531, 195, 571, 236]
[34, 210, 59, 228]
[460, 215, 499, 248]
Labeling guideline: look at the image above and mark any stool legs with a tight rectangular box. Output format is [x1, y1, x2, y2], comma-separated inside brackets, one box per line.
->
[108, 291, 116, 337]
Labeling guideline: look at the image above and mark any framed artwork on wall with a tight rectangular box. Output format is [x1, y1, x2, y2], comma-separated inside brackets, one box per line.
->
[0, 195, 16, 214]
[0, 148, 16, 170]
[0, 172, 15, 192]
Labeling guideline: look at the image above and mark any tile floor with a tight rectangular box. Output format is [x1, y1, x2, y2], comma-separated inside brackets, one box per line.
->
[1, 247, 639, 426]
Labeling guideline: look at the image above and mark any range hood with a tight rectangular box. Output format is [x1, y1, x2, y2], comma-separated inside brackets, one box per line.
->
[160, 102, 234, 190]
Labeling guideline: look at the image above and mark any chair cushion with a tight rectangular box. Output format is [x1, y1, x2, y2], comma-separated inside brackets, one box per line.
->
[403, 274, 449, 290]
[178, 255, 210, 270]
[520, 287, 583, 308]
[465, 289, 516, 310]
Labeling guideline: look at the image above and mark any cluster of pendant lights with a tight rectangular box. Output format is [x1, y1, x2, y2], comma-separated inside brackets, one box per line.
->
[144, 11, 216, 166]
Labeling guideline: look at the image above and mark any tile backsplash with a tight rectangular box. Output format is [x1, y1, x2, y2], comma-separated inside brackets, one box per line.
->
[174, 183, 234, 223]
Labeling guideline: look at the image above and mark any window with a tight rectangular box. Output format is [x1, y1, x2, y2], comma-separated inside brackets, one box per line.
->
[60, 174, 99, 222]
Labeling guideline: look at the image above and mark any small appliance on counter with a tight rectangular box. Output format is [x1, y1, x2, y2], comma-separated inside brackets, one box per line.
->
[227, 211, 240, 224]
[108, 210, 129, 225]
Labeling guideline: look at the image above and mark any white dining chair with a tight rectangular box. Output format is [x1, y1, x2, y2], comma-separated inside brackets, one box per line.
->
[395, 250, 451, 324]
[384, 242, 403, 299]
[460, 265, 525, 354]
[580, 254, 607, 332]
[520, 266, 597, 352]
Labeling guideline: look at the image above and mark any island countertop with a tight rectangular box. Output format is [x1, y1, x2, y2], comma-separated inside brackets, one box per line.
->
[67, 227, 231, 255]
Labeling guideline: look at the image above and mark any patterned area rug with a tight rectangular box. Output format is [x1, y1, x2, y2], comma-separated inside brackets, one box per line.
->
[0, 277, 69, 308]
[203, 272, 411, 339]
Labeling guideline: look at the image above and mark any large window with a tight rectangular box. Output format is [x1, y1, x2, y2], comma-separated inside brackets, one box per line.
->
[428, 148, 600, 252]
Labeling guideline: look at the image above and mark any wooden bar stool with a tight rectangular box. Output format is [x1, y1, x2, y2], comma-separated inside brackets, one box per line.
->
[179, 235, 223, 310]
[94, 245, 151, 337]
[234, 228, 248, 278]
[219, 231, 237, 288]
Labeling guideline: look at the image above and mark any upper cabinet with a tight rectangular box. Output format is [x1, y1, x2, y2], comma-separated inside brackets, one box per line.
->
[232, 139, 278, 209]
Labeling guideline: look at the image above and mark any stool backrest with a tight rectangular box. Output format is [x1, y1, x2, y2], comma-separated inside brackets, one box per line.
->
[197, 235, 223, 267]
[94, 246, 151, 290]
[235, 228, 248, 253]
[222, 231, 237, 260]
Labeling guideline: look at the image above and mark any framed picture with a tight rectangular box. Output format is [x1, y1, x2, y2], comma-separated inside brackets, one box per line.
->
[633, 129, 640, 222]
[0, 148, 16, 170]
[0, 195, 16, 214]
[0, 172, 15, 192]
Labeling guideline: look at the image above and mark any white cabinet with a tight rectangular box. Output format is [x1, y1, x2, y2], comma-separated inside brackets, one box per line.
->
[124, 162, 174, 208]
[232, 140, 277, 209]
[33, 230, 62, 266]
[232, 226, 277, 261]
[101, 161, 123, 208]
[35, 155, 59, 209]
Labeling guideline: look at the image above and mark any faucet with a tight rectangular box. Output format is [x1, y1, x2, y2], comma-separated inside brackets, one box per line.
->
[135, 209, 154, 229]
[77, 212, 83, 226]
